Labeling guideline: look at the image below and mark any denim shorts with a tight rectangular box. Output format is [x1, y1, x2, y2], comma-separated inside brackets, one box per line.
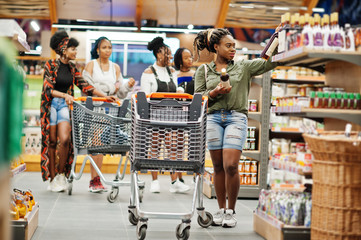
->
[206, 109, 248, 151]
[50, 97, 70, 126]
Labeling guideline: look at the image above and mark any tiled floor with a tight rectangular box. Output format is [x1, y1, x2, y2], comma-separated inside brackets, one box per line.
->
[12, 172, 264, 240]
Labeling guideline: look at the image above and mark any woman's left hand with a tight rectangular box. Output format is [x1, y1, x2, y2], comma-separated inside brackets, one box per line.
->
[128, 78, 136, 88]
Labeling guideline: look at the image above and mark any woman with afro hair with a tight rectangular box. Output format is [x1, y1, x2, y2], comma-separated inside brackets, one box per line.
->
[40, 30, 116, 192]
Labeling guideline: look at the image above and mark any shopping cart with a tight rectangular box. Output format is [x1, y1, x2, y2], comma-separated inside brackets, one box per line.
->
[128, 92, 213, 240]
[68, 96, 144, 203]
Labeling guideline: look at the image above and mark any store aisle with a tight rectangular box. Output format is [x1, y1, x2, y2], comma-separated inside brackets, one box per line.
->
[12, 172, 263, 240]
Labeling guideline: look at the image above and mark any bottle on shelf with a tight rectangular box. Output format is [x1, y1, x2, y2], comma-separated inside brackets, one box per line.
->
[278, 12, 291, 53]
[313, 14, 323, 49]
[344, 23, 355, 51]
[287, 14, 296, 50]
[322, 14, 332, 50]
[329, 92, 336, 108]
[355, 93, 361, 109]
[332, 12, 344, 51]
[301, 13, 313, 48]
[220, 68, 231, 88]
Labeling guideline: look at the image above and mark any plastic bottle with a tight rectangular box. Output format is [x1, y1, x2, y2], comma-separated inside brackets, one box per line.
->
[332, 12, 344, 51]
[279, 13, 291, 53]
[336, 92, 342, 108]
[342, 92, 349, 109]
[309, 91, 315, 108]
[355, 93, 361, 109]
[313, 14, 323, 49]
[349, 93, 355, 109]
[323, 92, 329, 108]
[287, 14, 296, 50]
[329, 92, 336, 108]
[322, 14, 332, 50]
[344, 23, 355, 51]
[301, 14, 313, 48]
[220, 68, 231, 88]
[261, 32, 279, 60]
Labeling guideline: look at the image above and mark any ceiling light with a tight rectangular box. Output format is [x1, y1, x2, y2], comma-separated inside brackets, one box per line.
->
[312, 8, 325, 13]
[141, 27, 202, 33]
[52, 23, 137, 31]
[272, 6, 290, 11]
[30, 21, 40, 32]
[241, 5, 254, 9]
[187, 24, 194, 30]
[76, 19, 95, 22]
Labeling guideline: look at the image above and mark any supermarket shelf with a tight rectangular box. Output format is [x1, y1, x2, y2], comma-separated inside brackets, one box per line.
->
[272, 77, 325, 85]
[254, 209, 311, 240]
[271, 183, 306, 192]
[243, 150, 261, 161]
[248, 112, 261, 122]
[274, 106, 361, 126]
[26, 75, 43, 80]
[272, 47, 361, 72]
[270, 129, 304, 141]
[11, 164, 26, 177]
[203, 180, 260, 199]
[269, 160, 312, 177]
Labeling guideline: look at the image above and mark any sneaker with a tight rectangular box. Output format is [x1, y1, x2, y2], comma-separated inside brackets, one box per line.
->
[149, 180, 160, 193]
[47, 179, 65, 192]
[170, 180, 190, 193]
[56, 173, 67, 191]
[222, 209, 237, 228]
[94, 176, 108, 192]
[212, 208, 225, 226]
[89, 178, 102, 193]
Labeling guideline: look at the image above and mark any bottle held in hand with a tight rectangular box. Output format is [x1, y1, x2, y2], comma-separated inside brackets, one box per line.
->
[220, 68, 231, 88]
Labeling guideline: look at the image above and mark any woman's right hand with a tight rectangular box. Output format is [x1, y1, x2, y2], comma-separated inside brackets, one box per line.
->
[210, 83, 232, 98]
[64, 93, 74, 105]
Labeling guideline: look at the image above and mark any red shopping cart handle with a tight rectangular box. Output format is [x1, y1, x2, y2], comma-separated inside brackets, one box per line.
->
[74, 97, 121, 105]
[142, 92, 208, 101]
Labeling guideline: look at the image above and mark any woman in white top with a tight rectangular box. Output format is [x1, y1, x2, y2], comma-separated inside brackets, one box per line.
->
[83, 36, 135, 192]
[140, 37, 190, 194]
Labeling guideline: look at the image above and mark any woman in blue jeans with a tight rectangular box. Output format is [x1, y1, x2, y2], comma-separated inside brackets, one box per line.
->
[193, 28, 279, 228]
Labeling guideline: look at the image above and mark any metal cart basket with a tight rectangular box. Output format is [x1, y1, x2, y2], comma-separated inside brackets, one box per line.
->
[128, 92, 213, 240]
[68, 97, 144, 202]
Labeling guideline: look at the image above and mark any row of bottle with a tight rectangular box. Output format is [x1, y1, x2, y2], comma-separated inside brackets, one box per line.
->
[309, 91, 361, 109]
[261, 12, 359, 60]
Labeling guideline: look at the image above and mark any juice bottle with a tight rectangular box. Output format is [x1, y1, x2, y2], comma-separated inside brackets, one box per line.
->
[220, 68, 231, 88]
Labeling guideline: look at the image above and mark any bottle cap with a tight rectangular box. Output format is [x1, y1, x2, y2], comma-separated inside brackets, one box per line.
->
[221, 68, 226, 75]
[323, 14, 329, 25]
[285, 12, 290, 22]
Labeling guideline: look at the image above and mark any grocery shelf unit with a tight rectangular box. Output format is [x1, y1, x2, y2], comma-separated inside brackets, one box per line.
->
[204, 72, 272, 198]
[272, 47, 361, 129]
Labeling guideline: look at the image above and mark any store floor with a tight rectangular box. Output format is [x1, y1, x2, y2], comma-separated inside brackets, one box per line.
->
[12, 172, 264, 240]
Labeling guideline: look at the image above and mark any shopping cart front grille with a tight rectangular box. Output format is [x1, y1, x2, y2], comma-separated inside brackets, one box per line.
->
[72, 101, 131, 154]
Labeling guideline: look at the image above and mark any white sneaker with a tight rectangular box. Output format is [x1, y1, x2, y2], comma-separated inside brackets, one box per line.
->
[212, 208, 225, 226]
[47, 179, 64, 192]
[169, 180, 190, 193]
[56, 173, 67, 191]
[149, 180, 160, 193]
[222, 209, 237, 228]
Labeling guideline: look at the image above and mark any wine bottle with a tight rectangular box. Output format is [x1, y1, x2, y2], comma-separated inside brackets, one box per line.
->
[220, 68, 231, 88]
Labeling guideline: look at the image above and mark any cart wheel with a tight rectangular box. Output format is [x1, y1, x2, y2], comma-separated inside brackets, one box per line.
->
[137, 225, 147, 240]
[67, 184, 72, 196]
[128, 212, 138, 225]
[197, 211, 213, 228]
[107, 188, 119, 203]
[176, 224, 190, 240]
